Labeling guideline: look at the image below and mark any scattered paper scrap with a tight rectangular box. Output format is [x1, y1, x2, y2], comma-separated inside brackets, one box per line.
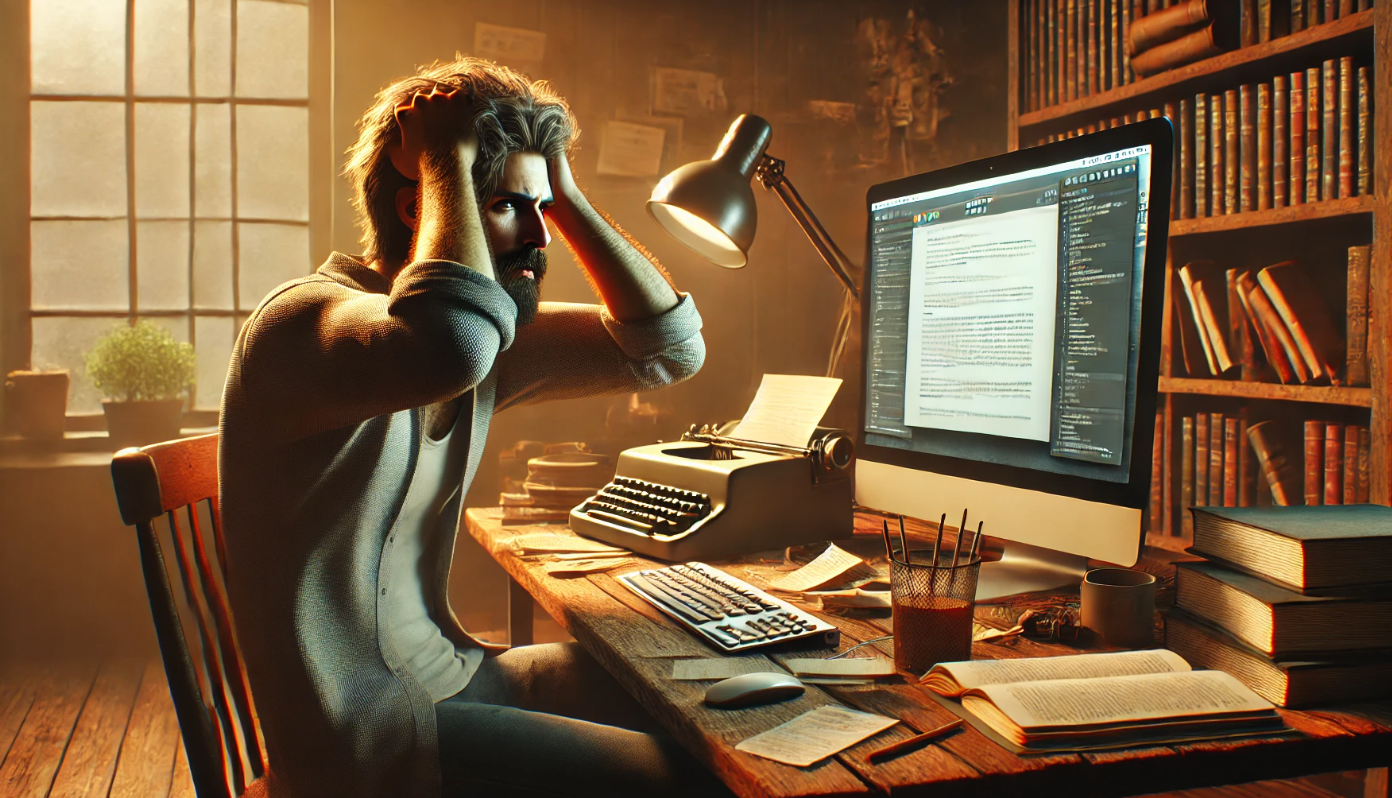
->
[551, 550, 630, 561]
[736, 706, 897, 767]
[784, 658, 896, 679]
[804, 588, 892, 611]
[770, 544, 877, 594]
[509, 534, 628, 555]
[732, 374, 842, 449]
[545, 559, 628, 577]
[671, 659, 782, 681]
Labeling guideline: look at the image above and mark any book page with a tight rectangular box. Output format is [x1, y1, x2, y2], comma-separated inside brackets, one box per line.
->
[901, 205, 1059, 441]
[731, 374, 842, 448]
[924, 650, 1189, 695]
[976, 670, 1274, 732]
[735, 706, 897, 767]
[769, 544, 877, 593]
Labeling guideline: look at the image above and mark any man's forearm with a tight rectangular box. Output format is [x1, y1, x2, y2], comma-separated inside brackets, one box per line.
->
[415, 147, 493, 279]
[550, 190, 680, 323]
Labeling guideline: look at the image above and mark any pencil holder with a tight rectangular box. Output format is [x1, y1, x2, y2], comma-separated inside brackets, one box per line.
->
[890, 556, 981, 675]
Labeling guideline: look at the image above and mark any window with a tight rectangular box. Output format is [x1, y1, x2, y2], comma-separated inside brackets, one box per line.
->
[27, 0, 311, 415]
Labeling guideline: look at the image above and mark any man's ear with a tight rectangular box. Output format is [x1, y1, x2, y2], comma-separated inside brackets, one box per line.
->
[395, 186, 419, 232]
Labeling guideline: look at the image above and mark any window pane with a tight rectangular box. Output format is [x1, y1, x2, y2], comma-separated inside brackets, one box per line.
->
[194, 103, 232, 216]
[236, 105, 308, 221]
[31, 102, 128, 217]
[135, 103, 191, 217]
[134, 0, 189, 96]
[137, 220, 190, 310]
[236, 0, 308, 99]
[32, 316, 128, 413]
[31, 0, 126, 95]
[194, 0, 232, 96]
[31, 220, 129, 310]
[194, 221, 234, 309]
[194, 315, 235, 409]
[238, 222, 309, 309]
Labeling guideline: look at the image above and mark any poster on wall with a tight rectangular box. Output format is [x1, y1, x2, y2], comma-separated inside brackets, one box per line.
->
[474, 23, 546, 78]
[596, 121, 667, 177]
[650, 67, 726, 117]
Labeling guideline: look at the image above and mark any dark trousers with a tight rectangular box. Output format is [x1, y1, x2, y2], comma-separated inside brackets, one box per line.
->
[436, 642, 733, 797]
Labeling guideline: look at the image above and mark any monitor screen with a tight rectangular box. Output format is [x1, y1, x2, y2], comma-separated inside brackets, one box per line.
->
[861, 125, 1167, 505]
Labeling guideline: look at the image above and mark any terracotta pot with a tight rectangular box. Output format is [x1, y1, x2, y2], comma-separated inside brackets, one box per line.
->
[4, 370, 69, 438]
[102, 398, 185, 450]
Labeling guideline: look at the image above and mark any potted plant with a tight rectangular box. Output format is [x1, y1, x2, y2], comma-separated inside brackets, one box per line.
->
[86, 320, 196, 449]
[3, 369, 69, 438]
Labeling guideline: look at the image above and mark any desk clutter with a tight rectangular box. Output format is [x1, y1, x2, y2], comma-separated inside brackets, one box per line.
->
[500, 443, 614, 525]
[1163, 504, 1392, 707]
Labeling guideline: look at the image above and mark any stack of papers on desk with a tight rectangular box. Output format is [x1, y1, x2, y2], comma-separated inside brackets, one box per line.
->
[508, 533, 632, 576]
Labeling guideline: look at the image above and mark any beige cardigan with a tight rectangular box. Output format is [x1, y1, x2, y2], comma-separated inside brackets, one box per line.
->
[220, 253, 703, 798]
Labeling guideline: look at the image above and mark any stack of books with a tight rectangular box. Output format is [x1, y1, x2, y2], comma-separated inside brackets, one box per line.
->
[501, 451, 614, 524]
[1128, 0, 1238, 78]
[1165, 504, 1392, 707]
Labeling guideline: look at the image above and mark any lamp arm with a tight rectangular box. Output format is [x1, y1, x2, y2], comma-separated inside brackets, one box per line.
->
[754, 155, 861, 300]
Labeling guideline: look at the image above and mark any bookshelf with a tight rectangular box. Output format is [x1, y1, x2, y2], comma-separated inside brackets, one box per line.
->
[1007, 0, 1391, 540]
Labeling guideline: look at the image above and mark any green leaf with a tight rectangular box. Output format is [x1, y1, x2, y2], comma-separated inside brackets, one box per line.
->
[84, 320, 197, 402]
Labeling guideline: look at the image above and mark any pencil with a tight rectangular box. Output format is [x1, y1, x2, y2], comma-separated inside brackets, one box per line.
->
[866, 719, 965, 762]
[897, 516, 911, 566]
[881, 519, 896, 564]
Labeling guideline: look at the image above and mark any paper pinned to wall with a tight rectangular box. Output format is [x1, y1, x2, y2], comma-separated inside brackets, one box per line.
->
[596, 121, 667, 177]
[474, 23, 546, 76]
[732, 374, 842, 448]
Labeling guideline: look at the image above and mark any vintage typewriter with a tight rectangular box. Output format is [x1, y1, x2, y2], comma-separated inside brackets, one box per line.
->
[569, 423, 855, 561]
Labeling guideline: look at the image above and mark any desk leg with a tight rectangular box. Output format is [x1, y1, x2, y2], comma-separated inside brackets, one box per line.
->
[1367, 768, 1389, 798]
[508, 576, 534, 648]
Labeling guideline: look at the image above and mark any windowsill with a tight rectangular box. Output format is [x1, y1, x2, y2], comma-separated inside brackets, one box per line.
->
[0, 427, 217, 468]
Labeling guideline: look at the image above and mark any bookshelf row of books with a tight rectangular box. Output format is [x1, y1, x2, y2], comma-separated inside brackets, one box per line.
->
[1163, 504, 1392, 707]
[1021, 0, 1374, 113]
[1173, 248, 1368, 385]
[1036, 58, 1374, 221]
[1145, 410, 1370, 534]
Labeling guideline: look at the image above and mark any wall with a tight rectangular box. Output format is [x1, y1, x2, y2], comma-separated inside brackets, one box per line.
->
[329, 0, 1007, 634]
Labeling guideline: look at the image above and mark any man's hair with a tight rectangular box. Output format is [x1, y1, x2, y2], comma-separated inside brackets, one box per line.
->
[344, 56, 579, 266]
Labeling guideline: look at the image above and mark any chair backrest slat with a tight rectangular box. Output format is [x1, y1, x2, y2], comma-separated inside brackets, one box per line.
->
[113, 433, 260, 798]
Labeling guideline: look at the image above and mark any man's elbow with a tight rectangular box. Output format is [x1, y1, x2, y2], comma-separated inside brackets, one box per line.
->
[632, 335, 705, 391]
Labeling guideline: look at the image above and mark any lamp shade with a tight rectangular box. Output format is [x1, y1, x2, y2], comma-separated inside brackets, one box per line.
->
[647, 114, 773, 268]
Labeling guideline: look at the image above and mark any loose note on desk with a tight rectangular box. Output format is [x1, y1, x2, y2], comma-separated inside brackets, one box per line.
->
[731, 374, 842, 448]
[784, 658, 896, 678]
[670, 658, 780, 681]
[736, 706, 897, 767]
[769, 544, 878, 593]
[509, 534, 629, 556]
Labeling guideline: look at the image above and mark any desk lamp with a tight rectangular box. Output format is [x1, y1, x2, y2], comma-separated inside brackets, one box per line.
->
[647, 114, 860, 301]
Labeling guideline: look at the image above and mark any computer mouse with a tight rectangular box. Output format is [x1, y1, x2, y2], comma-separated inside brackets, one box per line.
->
[703, 672, 806, 709]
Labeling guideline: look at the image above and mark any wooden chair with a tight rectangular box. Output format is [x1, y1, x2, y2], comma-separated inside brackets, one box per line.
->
[111, 433, 266, 798]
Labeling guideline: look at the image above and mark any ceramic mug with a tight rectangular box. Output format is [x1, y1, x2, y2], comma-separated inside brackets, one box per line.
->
[1080, 568, 1157, 648]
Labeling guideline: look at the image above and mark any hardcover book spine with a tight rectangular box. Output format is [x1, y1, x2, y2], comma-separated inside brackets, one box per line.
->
[1274, 75, 1289, 206]
[1306, 67, 1321, 202]
[1027, 0, 1037, 111]
[1067, 0, 1078, 101]
[1181, 415, 1196, 532]
[1308, 0, 1321, 26]
[1077, 0, 1087, 96]
[1180, 98, 1194, 218]
[1346, 244, 1370, 386]
[1304, 419, 1324, 505]
[1057, 0, 1067, 105]
[1208, 411, 1225, 506]
[1357, 66, 1370, 195]
[1238, 410, 1256, 506]
[1150, 409, 1164, 531]
[1131, 26, 1223, 77]
[1357, 425, 1370, 502]
[1122, 0, 1133, 83]
[1228, 269, 1257, 380]
[1258, 0, 1272, 40]
[1242, 0, 1258, 45]
[1196, 412, 1211, 505]
[1223, 416, 1239, 506]
[1338, 56, 1354, 198]
[1240, 85, 1256, 212]
[1248, 420, 1295, 505]
[1195, 93, 1210, 216]
[1088, 0, 1100, 96]
[1290, 71, 1306, 204]
[1166, 101, 1181, 219]
[1322, 59, 1337, 200]
[1324, 422, 1343, 505]
[1257, 83, 1272, 210]
[1343, 424, 1359, 504]
[1225, 89, 1240, 213]
[1211, 93, 1225, 214]
[1111, 0, 1122, 88]
[1291, 0, 1306, 32]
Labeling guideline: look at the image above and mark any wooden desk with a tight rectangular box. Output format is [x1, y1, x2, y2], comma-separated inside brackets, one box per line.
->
[463, 508, 1392, 798]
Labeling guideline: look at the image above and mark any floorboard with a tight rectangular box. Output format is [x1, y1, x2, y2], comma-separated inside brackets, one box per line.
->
[47, 661, 143, 798]
[106, 661, 180, 798]
[0, 663, 99, 798]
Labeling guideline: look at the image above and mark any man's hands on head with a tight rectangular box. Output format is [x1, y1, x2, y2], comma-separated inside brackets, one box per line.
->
[388, 86, 478, 180]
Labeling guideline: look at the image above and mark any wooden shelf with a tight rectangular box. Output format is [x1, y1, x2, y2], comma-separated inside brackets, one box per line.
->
[1168, 196, 1374, 238]
[1159, 377, 1373, 407]
[1018, 10, 1374, 132]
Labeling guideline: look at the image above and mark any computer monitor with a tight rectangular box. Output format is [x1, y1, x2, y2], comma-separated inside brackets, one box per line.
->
[855, 118, 1172, 601]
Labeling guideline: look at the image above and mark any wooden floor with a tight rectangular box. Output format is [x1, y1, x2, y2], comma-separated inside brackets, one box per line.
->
[0, 653, 1371, 798]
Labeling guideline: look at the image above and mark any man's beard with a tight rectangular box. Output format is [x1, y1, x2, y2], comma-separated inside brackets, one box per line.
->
[495, 246, 546, 326]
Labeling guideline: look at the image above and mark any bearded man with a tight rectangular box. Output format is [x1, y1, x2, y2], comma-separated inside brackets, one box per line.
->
[218, 57, 719, 798]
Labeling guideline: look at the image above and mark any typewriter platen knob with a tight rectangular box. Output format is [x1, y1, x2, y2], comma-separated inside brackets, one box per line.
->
[816, 434, 855, 473]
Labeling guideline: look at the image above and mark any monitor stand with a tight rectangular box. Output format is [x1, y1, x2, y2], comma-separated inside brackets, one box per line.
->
[975, 539, 1089, 603]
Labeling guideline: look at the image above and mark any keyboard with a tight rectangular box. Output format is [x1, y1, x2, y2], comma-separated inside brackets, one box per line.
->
[576, 476, 713, 536]
[617, 562, 840, 653]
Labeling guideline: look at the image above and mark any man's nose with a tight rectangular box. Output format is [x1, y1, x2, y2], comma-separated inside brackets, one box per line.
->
[522, 207, 551, 250]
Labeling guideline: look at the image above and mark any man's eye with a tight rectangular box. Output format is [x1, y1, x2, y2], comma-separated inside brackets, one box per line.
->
[493, 200, 515, 212]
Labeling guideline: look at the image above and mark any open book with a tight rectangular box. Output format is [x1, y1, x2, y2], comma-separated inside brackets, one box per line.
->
[921, 650, 1282, 751]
